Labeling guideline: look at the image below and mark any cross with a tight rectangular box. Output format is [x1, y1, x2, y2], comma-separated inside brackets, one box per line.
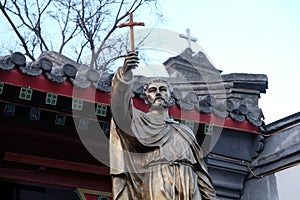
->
[118, 13, 145, 51]
[179, 28, 197, 48]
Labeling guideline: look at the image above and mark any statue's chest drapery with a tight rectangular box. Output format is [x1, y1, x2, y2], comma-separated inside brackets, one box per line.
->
[142, 124, 197, 166]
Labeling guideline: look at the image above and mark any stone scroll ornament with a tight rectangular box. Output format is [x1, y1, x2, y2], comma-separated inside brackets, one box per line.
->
[0, 52, 26, 71]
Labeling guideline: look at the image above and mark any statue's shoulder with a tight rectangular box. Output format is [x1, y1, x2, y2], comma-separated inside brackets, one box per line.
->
[174, 123, 196, 137]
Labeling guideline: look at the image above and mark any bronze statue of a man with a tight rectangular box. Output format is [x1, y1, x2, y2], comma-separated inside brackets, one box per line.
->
[110, 52, 216, 200]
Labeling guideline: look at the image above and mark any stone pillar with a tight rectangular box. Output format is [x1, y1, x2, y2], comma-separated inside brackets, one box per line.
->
[241, 174, 279, 200]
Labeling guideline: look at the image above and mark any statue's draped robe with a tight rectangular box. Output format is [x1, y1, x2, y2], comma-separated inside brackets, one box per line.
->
[110, 69, 216, 200]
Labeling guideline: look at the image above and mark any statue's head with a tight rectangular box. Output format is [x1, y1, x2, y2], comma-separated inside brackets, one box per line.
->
[144, 79, 174, 109]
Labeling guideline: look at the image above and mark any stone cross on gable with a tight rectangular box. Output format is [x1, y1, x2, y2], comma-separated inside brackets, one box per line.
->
[179, 28, 198, 49]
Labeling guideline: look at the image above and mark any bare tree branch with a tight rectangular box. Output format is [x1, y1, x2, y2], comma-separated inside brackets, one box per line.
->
[0, 1, 35, 60]
[75, 40, 89, 63]
[94, 0, 146, 69]
[0, 0, 161, 69]
[6, 0, 51, 53]
[49, 0, 80, 54]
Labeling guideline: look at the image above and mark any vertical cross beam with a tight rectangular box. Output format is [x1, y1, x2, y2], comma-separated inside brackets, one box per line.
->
[179, 28, 198, 48]
[118, 13, 145, 51]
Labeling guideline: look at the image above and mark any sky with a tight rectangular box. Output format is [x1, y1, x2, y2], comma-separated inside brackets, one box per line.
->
[106, 0, 298, 126]
[150, 0, 300, 125]
[147, 0, 300, 199]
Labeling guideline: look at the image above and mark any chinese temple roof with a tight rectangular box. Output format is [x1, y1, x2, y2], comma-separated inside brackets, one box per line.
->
[0, 50, 268, 133]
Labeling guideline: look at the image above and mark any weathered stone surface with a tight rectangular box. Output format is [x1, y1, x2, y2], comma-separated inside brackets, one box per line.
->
[247, 111, 264, 127]
[212, 101, 228, 118]
[38, 51, 81, 68]
[44, 66, 66, 83]
[86, 69, 100, 82]
[0, 63, 14, 71]
[19, 65, 42, 76]
[38, 57, 53, 72]
[241, 174, 279, 200]
[94, 71, 114, 93]
[205, 128, 259, 199]
[63, 64, 77, 79]
[164, 48, 221, 78]
[11, 52, 26, 67]
[196, 95, 214, 114]
[71, 75, 91, 89]
[211, 129, 257, 161]
[229, 108, 246, 122]
[0, 52, 26, 70]
[45, 72, 67, 83]
[178, 97, 195, 111]
[208, 165, 247, 199]
[261, 112, 300, 133]
[251, 123, 300, 176]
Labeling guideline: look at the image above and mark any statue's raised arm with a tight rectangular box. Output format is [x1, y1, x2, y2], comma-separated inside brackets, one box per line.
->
[110, 51, 139, 134]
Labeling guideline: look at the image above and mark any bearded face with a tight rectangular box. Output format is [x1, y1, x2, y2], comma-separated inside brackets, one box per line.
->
[146, 81, 171, 109]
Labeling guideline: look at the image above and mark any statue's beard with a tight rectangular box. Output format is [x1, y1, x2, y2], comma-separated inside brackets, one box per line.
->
[149, 97, 169, 109]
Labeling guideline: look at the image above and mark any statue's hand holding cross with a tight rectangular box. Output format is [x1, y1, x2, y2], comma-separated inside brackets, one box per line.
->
[122, 51, 139, 74]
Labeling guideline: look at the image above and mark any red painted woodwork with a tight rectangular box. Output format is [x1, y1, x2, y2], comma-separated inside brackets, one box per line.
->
[0, 68, 111, 105]
[0, 68, 259, 133]
[0, 152, 111, 192]
[133, 98, 259, 134]
[3, 152, 109, 176]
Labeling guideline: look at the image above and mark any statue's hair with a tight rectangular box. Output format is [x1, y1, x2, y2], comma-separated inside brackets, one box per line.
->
[143, 78, 173, 93]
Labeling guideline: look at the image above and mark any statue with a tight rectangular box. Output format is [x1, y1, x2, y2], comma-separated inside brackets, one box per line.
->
[109, 51, 216, 200]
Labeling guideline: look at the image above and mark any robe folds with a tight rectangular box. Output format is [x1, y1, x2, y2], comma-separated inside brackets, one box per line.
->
[110, 68, 216, 200]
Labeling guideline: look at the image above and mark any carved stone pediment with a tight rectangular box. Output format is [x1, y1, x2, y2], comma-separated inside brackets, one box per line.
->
[164, 48, 222, 82]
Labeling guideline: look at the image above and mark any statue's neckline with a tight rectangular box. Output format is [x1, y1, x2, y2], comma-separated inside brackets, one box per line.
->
[165, 117, 179, 124]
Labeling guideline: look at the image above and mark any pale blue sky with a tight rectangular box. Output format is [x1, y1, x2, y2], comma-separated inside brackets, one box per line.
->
[147, 0, 300, 124]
